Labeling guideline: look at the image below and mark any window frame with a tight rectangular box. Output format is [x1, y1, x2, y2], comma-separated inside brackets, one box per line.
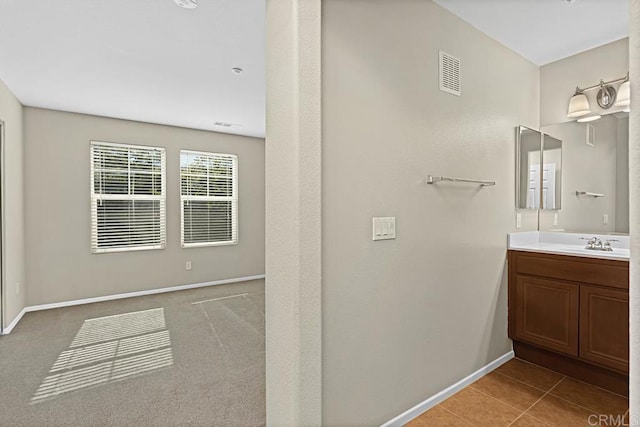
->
[90, 140, 167, 254]
[180, 149, 238, 248]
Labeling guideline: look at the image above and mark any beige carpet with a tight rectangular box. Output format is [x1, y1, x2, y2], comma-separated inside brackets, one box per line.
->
[0, 279, 265, 426]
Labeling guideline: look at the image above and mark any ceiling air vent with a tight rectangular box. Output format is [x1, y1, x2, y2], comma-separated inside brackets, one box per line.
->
[439, 51, 461, 96]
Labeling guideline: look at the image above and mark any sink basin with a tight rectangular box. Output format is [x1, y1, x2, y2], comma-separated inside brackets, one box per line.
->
[508, 232, 629, 261]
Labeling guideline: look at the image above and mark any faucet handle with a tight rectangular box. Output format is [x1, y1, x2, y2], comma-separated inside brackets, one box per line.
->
[580, 236, 600, 249]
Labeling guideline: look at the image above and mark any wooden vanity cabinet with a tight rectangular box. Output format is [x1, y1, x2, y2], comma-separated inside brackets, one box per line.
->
[579, 285, 629, 373]
[514, 275, 579, 357]
[508, 250, 629, 395]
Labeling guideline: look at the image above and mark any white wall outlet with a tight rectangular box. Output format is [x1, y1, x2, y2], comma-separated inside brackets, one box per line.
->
[602, 214, 609, 225]
[186, 261, 192, 271]
[516, 213, 522, 229]
[553, 212, 559, 226]
[15, 282, 19, 295]
[372, 217, 396, 241]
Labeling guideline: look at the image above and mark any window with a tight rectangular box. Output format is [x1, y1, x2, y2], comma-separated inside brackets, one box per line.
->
[90, 141, 166, 253]
[180, 150, 238, 247]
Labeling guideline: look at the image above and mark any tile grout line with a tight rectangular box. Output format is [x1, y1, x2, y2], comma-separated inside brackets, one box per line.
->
[560, 375, 631, 400]
[488, 369, 628, 421]
[496, 363, 629, 414]
[540, 389, 629, 418]
[437, 404, 478, 426]
[465, 386, 551, 425]
[441, 359, 628, 427]
[438, 384, 552, 427]
[506, 376, 566, 426]
[466, 386, 530, 413]
[488, 369, 557, 393]
[472, 390, 552, 427]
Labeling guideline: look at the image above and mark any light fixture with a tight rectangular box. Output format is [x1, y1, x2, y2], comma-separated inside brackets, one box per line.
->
[567, 89, 590, 118]
[231, 67, 243, 75]
[577, 115, 601, 123]
[173, 0, 198, 9]
[615, 75, 630, 108]
[566, 72, 630, 120]
[596, 83, 617, 109]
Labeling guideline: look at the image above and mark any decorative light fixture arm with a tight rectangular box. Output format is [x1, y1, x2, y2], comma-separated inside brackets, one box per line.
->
[574, 72, 629, 94]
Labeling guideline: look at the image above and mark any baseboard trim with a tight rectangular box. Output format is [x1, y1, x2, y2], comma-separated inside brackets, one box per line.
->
[2, 307, 27, 335]
[380, 350, 515, 427]
[1, 274, 265, 335]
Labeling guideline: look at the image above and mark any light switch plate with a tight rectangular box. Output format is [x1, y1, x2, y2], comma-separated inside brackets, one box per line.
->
[553, 212, 559, 226]
[516, 213, 522, 229]
[373, 217, 396, 241]
[603, 214, 609, 225]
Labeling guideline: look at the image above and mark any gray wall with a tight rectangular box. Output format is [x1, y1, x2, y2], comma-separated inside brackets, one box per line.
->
[541, 116, 622, 233]
[322, 1, 539, 425]
[540, 38, 629, 127]
[0, 78, 26, 328]
[24, 107, 265, 306]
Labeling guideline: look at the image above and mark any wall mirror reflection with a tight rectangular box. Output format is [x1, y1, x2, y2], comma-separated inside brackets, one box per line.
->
[516, 126, 563, 212]
[542, 134, 562, 210]
[539, 112, 629, 234]
[516, 126, 542, 210]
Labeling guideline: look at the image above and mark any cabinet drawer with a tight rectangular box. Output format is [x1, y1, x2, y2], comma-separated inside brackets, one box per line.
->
[515, 253, 628, 290]
[514, 275, 579, 357]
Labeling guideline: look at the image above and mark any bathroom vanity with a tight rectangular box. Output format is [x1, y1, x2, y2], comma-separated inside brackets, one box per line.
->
[507, 232, 629, 395]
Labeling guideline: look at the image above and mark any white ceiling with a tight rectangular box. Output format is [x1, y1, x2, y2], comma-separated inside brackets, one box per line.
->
[0, 1, 629, 137]
[0, 0, 265, 138]
[433, 0, 629, 66]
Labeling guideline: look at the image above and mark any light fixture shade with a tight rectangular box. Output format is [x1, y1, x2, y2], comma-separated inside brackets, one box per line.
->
[577, 115, 601, 123]
[614, 80, 630, 108]
[567, 93, 590, 118]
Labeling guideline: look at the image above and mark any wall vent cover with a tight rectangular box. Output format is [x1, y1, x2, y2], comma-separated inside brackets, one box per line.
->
[439, 51, 461, 96]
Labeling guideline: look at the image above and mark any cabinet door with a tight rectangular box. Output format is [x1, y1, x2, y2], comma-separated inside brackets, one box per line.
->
[514, 275, 579, 356]
[580, 285, 629, 373]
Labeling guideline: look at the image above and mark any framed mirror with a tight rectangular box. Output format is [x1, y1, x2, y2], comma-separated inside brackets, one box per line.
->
[516, 126, 542, 210]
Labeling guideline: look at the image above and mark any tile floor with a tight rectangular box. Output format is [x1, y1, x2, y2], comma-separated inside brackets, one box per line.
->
[407, 358, 629, 426]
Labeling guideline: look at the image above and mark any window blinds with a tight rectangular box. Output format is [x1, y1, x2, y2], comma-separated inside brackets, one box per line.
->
[180, 150, 238, 247]
[90, 141, 166, 253]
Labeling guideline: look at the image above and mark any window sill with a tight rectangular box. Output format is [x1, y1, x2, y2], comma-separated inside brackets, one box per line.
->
[181, 241, 238, 249]
[92, 245, 166, 254]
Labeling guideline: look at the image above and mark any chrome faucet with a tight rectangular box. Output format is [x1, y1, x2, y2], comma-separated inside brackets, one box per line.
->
[580, 236, 615, 251]
[587, 237, 603, 250]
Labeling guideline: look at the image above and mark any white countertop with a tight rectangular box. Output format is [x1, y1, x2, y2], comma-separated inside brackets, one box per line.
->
[508, 231, 629, 261]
